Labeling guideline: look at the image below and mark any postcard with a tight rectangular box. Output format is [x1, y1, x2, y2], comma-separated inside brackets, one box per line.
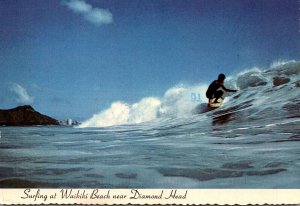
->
[0, 0, 300, 205]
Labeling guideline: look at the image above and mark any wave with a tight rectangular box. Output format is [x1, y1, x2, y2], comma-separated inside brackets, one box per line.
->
[79, 60, 300, 128]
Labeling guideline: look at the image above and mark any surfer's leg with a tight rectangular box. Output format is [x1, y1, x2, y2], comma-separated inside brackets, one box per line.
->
[207, 93, 214, 104]
[213, 90, 223, 103]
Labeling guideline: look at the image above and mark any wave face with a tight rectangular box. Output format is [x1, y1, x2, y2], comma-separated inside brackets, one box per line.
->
[80, 60, 300, 128]
[1, 60, 299, 188]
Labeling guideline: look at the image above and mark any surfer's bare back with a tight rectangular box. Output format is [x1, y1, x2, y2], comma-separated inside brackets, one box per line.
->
[206, 73, 238, 103]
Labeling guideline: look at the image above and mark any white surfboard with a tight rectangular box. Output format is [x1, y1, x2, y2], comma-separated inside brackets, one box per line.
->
[209, 98, 224, 108]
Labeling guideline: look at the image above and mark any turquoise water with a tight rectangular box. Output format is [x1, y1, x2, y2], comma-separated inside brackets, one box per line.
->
[0, 116, 299, 188]
[0, 62, 300, 188]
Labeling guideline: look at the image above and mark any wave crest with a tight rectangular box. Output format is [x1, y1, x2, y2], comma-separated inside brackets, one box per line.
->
[79, 59, 299, 128]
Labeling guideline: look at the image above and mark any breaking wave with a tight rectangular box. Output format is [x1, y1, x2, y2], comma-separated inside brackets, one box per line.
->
[79, 60, 300, 128]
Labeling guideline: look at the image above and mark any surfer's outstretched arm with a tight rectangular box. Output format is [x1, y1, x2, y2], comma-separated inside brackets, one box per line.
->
[221, 85, 238, 92]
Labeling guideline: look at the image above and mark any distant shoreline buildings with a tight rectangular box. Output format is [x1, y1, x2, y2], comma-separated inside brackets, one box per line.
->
[59, 119, 80, 126]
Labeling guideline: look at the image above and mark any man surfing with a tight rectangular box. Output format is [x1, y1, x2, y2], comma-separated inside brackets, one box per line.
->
[206, 73, 238, 104]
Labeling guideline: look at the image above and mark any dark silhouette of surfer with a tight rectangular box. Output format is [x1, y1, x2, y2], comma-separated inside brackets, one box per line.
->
[206, 73, 238, 103]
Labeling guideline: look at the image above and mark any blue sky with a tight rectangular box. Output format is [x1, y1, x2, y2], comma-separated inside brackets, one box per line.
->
[0, 0, 299, 120]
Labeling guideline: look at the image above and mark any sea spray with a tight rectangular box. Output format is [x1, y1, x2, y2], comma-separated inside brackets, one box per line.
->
[79, 60, 300, 128]
[79, 98, 161, 127]
[79, 84, 208, 127]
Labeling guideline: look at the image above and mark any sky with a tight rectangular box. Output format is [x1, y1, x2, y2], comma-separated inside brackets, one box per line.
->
[0, 0, 299, 120]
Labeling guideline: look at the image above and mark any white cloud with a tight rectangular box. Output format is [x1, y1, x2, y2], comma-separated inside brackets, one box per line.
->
[63, 0, 113, 26]
[64, 0, 92, 13]
[84, 8, 113, 25]
[10, 83, 34, 104]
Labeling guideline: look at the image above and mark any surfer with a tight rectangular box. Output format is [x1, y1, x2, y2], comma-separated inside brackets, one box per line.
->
[206, 73, 238, 103]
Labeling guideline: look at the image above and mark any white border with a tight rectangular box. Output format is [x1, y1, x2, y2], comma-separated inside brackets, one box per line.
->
[1, 189, 300, 205]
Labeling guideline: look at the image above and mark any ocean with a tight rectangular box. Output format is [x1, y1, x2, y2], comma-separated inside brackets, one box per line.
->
[0, 60, 299, 188]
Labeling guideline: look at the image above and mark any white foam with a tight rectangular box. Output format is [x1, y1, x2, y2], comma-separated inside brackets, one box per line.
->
[79, 101, 130, 127]
[79, 84, 208, 127]
[270, 59, 296, 69]
[79, 60, 300, 128]
[159, 84, 207, 118]
[237, 67, 263, 76]
[128, 97, 161, 124]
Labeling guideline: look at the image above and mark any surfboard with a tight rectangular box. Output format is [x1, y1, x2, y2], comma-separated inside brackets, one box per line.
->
[208, 98, 224, 108]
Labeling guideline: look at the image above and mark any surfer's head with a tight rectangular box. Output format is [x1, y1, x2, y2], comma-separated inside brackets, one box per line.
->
[218, 73, 226, 82]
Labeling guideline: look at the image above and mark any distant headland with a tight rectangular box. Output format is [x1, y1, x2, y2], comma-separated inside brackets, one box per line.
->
[0, 105, 59, 126]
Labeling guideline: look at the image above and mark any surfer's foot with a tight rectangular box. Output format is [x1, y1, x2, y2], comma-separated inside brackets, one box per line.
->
[213, 97, 224, 103]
